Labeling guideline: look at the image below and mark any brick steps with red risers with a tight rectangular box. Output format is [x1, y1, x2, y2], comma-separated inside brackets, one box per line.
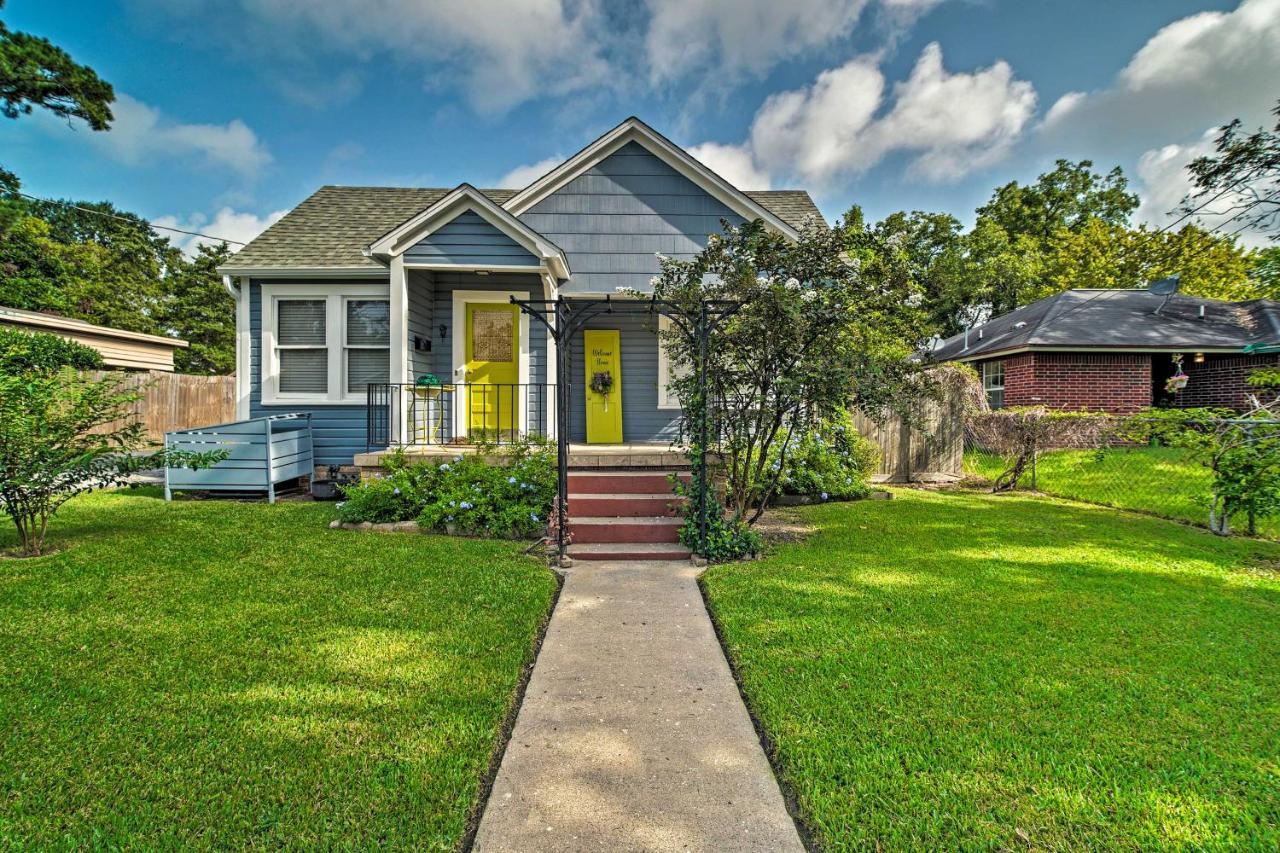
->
[567, 494, 684, 517]
[564, 470, 692, 561]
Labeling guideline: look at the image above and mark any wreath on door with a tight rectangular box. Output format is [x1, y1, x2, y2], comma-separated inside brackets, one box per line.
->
[590, 370, 614, 396]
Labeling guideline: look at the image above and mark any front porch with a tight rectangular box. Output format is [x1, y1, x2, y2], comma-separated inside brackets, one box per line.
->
[353, 441, 691, 474]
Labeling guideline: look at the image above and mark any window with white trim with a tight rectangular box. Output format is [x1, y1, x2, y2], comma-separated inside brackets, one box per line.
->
[982, 360, 1005, 409]
[276, 299, 328, 394]
[263, 284, 389, 404]
[344, 298, 390, 394]
[656, 315, 689, 410]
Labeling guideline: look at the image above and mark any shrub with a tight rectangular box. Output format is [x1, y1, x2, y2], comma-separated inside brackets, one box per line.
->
[336, 439, 556, 539]
[0, 368, 221, 555]
[417, 443, 555, 538]
[0, 327, 103, 375]
[768, 414, 879, 501]
[334, 469, 426, 524]
[673, 478, 761, 562]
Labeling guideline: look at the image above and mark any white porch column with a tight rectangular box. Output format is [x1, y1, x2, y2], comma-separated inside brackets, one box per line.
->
[389, 255, 409, 444]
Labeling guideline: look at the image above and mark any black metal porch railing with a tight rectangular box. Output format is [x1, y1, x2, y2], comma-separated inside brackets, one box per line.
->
[366, 383, 555, 449]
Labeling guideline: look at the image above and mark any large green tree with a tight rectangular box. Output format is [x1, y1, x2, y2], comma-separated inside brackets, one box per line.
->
[22, 198, 176, 334]
[976, 159, 1139, 246]
[159, 243, 236, 374]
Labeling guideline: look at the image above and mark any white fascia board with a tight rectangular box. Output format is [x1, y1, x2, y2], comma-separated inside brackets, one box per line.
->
[502, 118, 800, 241]
[367, 184, 571, 278]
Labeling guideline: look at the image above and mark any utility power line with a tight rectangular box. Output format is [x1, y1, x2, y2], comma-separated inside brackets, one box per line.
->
[14, 192, 247, 246]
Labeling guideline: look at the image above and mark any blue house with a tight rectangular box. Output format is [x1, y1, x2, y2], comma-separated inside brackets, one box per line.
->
[218, 118, 822, 469]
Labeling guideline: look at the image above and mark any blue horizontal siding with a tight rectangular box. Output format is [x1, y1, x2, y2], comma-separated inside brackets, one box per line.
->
[519, 140, 744, 295]
[566, 304, 681, 443]
[405, 210, 538, 267]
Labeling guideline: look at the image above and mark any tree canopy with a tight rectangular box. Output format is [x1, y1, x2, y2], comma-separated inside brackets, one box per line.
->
[1182, 99, 1280, 242]
[0, 0, 114, 131]
[879, 157, 1266, 338]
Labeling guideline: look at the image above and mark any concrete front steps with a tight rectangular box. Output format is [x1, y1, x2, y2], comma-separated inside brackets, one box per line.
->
[565, 471, 693, 561]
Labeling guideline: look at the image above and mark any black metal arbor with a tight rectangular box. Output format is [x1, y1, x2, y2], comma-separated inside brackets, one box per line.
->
[509, 294, 740, 560]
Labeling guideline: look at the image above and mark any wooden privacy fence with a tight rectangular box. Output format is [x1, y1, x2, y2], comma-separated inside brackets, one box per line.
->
[93, 371, 235, 443]
[851, 382, 966, 483]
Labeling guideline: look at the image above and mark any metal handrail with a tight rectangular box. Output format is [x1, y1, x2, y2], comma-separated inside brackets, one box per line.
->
[366, 382, 555, 449]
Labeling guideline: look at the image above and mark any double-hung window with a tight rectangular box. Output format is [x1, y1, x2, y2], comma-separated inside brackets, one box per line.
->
[276, 299, 329, 394]
[263, 284, 390, 404]
[982, 360, 1005, 409]
[344, 299, 390, 395]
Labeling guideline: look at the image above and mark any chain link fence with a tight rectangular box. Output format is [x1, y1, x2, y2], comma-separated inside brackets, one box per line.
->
[964, 412, 1280, 539]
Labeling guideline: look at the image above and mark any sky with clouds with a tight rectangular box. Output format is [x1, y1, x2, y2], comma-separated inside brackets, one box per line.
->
[4, 0, 1278, 252]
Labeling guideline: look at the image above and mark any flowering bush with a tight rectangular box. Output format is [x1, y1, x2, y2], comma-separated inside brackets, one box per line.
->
[336, 439, 555, 539]
[749, 413, 878, 503]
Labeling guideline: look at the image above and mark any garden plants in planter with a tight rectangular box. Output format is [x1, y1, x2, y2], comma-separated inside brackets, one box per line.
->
[335, 438, 556, 539]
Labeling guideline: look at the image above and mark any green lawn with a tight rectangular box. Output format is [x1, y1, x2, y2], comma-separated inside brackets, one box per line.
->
[704, 490, 1280, 850]
[0, 488, 557, 849]
[966, 446, 1280, 539]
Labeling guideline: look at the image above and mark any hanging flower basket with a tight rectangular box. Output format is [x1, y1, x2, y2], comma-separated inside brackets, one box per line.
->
[590, 370, 614, 396]
[1166, 373, 1189, 393]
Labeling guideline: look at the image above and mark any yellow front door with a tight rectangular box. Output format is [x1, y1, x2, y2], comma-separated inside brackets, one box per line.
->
[584, 329, 623, 444]
[465, 303, 519, 437]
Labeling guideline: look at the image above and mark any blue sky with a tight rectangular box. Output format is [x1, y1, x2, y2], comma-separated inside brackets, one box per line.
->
[4, 0, 1277, 251]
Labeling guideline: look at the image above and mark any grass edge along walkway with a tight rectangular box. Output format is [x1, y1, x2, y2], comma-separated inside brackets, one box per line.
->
[0, 487, 558, 849]
[704, 488, 1280, 850]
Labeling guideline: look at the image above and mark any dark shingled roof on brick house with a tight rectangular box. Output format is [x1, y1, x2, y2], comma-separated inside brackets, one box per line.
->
[225, 185, 824, 271]
[930, 289, 1280, 363]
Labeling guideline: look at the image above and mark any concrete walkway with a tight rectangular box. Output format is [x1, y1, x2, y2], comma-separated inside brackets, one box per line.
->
[473, 560, 804, 853]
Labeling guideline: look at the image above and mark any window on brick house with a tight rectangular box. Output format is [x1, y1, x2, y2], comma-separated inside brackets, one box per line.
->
[982, 360, 1005, 409]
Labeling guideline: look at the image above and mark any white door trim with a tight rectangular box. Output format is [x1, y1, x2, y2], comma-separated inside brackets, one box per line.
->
[451, 289, 531, 439]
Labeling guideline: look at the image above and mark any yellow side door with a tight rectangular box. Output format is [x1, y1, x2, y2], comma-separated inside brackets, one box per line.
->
[583, 329, 623, 444]
[465, 303, 519, 438]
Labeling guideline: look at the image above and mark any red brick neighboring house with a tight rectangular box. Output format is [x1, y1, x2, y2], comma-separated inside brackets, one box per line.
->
[929, 289, 1280, 413]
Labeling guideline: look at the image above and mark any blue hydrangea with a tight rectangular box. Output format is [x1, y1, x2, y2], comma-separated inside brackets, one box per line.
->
[530, 512, 539, 522]
[460, 501, 473, 510]
[508, 476, 517, 484]
[820, 492, 829, 501]
[392, 487, 401, 496]
[440, 463, 450, 471]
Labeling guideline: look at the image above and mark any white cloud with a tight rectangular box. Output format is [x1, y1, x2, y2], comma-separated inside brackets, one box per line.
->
[1135, 127, 1271, 249]
[645, 0, 869, 85]
[704, 43, 1035, 189]
[91, 94, 271, 176]
[644, 0, 949, 86]
[218, 0, 611, 114]
[688, 142, 772, 189]
[1040, 0, 1280, 144]
[154, 207, 287, 255]
[498, 155, 565, 188]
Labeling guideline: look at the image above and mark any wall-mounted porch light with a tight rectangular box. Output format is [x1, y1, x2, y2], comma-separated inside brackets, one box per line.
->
[1193, 352, 1205, 363]
[439, 324, 448, 341]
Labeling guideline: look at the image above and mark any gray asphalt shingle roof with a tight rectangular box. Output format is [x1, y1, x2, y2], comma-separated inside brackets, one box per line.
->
[223, 185, 823, 271]
[930, 289, 1280, 362]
